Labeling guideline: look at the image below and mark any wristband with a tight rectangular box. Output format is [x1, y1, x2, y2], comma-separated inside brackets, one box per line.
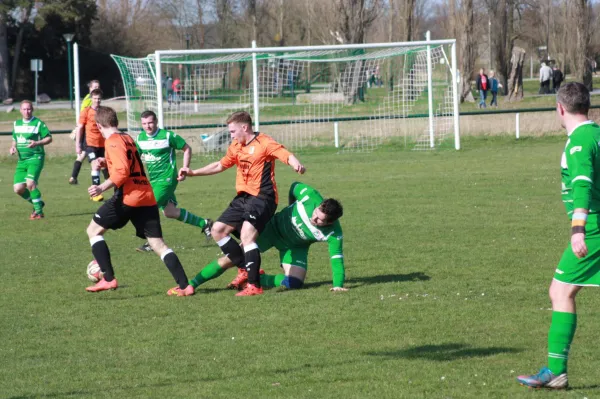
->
[572, 226, 585, 235]
[572, 212, 588, 221]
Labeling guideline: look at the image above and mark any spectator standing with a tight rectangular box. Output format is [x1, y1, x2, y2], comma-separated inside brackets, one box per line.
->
[552, 66, 564, 93]
[489, 70, 499, 108]
[475, 68, 489, 109]
[539, 62, 553, 94]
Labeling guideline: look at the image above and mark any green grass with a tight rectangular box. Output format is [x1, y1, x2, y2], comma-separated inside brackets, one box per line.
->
[1, 136, 600, 398]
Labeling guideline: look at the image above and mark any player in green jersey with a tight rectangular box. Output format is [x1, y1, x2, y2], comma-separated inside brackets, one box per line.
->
[518, 83, 600, 389]
[9, 100, 52, 220]
[134, 110, 212, 252]
[188, 182, 346, 292]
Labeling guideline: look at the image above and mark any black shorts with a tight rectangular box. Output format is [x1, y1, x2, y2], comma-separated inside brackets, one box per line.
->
[217, 193, 277, 234]
[86, 146, 105, 163]
[93, 196, 163, 239]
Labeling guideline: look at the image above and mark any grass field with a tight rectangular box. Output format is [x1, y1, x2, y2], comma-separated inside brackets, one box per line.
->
[1, 136, 600, 398]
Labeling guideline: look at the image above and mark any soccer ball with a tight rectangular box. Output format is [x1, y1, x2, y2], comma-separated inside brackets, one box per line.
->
[86, 259, 103, 282]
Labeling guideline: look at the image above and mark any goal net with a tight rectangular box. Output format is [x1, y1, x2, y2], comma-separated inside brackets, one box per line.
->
[112, 40, 458, 154]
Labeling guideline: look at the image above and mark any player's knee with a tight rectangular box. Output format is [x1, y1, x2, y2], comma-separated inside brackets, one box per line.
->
[13, 185, 24, 195]
[25, 181, 36, 191]
[211, 222, 228, 240]
[281, 276, 304, 289]
[163, 208, 177, 219]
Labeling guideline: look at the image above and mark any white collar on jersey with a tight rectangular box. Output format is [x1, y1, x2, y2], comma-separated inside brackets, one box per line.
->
[568, 120, 594, 136]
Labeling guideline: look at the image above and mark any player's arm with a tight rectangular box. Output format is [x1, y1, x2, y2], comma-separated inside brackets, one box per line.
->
[288, 181, 315, 205]
[27, 123, 52, 148]
[9, 139, 17, 155]
[181, 160, 225, 178]
[327, 223, 346, 291]
[567, 135, 596, 258]
[76, 110, 87, 153]
[266, 139, 306, 174]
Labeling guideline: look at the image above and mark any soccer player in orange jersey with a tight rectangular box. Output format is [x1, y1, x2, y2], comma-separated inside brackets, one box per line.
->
[180, 111, 306, 296]
[84, 106, 194, 296]
[76, 88, 107, 201]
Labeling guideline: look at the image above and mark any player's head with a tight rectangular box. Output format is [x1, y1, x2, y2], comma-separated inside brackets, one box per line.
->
[88, 80, 100, 92]
[90, 88, 103, 108]
[20, 100, 34, 120]
[95, 106, 119, 135]
[556, 82, 590, 127]
[311, 198, 343, 227]
[226, 111, 253, 143]
[140, 110, 158, 134]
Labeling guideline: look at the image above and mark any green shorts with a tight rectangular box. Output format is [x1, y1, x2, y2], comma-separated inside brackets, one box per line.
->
[555, 216, 600, 286]
[257, 222, 309, 270]
[152, 183, 177, 210]
[14, 157, 44, 185]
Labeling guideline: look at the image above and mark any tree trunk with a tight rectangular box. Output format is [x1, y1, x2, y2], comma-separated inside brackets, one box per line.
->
[11, 2, 34, 94]
[0, 11, 10, 100]
[574, 0, 592, 90]
[507, 47, 525, 102]
[459, 0, 475, 102]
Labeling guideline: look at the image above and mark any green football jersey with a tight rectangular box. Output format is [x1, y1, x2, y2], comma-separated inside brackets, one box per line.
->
[561, 121, 600, 217]
[12, 117, 51, 161]
[135, 128, 187, 184]
[271, 182, 344, 265]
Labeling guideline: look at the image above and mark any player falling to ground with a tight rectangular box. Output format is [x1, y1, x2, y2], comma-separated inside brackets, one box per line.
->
[9, 100, 52, 220]
[69, 79, 100, 185]
[76, 88, 108, 201]
[134, 110, 212, 252]
[179, 111, 306, 296]
[517, 83, 600, 389]
[84, 106, 194, 296]
[189, 182, 347, 293]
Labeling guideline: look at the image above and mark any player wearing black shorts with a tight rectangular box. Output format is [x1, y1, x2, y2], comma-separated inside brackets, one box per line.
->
[179, 111, 305, 296]
[84, 105, 194, 296]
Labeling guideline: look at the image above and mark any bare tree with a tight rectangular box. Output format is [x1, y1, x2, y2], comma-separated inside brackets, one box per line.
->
[458, 0, 476, 102]
[0, 10, 9, 99]
[574, 0, 593, 90]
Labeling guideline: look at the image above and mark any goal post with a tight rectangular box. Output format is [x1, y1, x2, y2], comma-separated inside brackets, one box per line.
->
[112, 37, 460, 153]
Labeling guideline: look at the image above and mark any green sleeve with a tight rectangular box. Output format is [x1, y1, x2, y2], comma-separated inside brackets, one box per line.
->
[566, 134, 596, 210]
[289, 182, 319, 204]
[327, 221, 345, 288]
[38, 121, 51, 139]
[169, 130, 187, 150]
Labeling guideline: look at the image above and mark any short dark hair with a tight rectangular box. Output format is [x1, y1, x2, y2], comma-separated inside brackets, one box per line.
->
[141, 110, 157, 121]
[90, 88, 103, 98]
[320, 198, 343, 223]
[557, 82, 590, 115]
[226, 111, 253, 128]
[95, 106, 119, 128]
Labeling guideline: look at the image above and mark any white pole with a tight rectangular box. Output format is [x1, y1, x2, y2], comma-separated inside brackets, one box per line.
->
[252, 40, 260, 132]
[516, 113, 520, 139]
[154, 52, 164, 128]
[530, 54, 533, 80]
[34, 65, 38, 107]
[426, 31, 435, 148]
[451, 42, 461, 150]
[74, 42, 81, 124]
[334, 122, 339, 148]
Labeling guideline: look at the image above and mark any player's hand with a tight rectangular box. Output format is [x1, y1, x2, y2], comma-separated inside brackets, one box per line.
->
[75, 144, 82, 155]
[88, 185, 103, 197]
[294, 163, 306, 175]
[26, 140, 38, 148]
[9, 147, 16, 155]
[571, 233, 588, 258]
[330, 287, 348, 292]
[92, 158, 106, 169]
[177, 167, 190, 181]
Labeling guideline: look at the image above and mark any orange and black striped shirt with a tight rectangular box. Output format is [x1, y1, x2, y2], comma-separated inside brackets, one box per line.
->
[105, 133, 156, 207]
[220, 132, 291, 204]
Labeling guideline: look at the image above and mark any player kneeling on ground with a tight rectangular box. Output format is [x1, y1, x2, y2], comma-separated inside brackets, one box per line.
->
[84, 106, 194, 296]
[189, 182, 347, 292]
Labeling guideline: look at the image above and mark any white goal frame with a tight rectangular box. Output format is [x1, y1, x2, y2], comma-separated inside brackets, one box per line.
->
[151, 37, 460, 150]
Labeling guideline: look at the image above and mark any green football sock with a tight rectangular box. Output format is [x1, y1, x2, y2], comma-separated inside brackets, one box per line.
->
[548, 311, 577, 375]
[19, 189, 32, 203]
[260, 273, 285, 288]
[189, 260, 226, 288]
[30, 188, 43, 213]
[177, 208, 206, 229]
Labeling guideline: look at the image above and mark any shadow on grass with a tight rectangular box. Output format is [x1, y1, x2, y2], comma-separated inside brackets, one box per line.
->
[303, 272, 430, 289]
[58, 212, 94, 217]
[366, 343, 521, 361]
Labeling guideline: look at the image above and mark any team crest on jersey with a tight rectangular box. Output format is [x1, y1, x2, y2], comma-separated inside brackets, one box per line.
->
[16, 136, 28, 144]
